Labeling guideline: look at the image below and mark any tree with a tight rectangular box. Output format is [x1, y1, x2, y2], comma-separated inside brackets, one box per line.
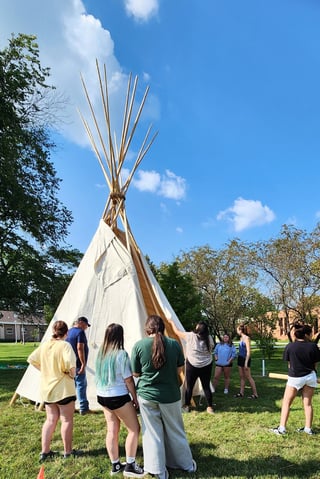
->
[244, 290, 277, 359]
[41, 247, 83, 323]
[250, 224, 320, 336]
[177, 240, 259, 341]
[0, 34, 74, 312]
[156, 261, 202, 331]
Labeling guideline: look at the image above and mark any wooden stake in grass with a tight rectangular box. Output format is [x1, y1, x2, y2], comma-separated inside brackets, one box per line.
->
[269, 372, 320, 383]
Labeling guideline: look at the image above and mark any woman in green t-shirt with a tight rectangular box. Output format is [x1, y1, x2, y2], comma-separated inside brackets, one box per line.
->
[131, 315, 197, 479]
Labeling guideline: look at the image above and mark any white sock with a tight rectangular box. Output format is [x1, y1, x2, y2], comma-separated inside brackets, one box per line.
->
[304, 427, 312, 433]
[126, 456, 135, 464]
[112, 458, 120, 464]
[278, 425, 286, 433]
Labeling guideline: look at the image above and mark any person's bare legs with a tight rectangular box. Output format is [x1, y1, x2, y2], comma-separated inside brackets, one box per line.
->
[244, 367, 258, 396]
[116, 402, 140, 458]
[279, 385, 297, 429]
[247, 368, 258, 396]
[238, 366, 246, 395]
[42, 404, 59, 453]
[103, 401, 140, 461]
[301, 385, 314, 429]
[59, 401, 75, 455]
[223, 367, 232, 391]
[213, 366, 223, 390]
[103, 408, 121, 461]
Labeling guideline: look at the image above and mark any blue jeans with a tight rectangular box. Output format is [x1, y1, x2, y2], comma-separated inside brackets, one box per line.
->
[75, 370, 89, 412]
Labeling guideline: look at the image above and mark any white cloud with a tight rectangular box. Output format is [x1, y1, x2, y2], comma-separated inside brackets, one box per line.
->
[176, 227, 183, 234]
[133, 169, 186, 200]
[0, 0, 158, 148]
[217, 197, 275, 232]
[133, 170, 161, 192]
[159, 169, 186, 200]
[124, 0, 159, 22]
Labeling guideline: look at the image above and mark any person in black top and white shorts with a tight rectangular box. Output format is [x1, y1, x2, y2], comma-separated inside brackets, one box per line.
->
[271, 324, 320, 435]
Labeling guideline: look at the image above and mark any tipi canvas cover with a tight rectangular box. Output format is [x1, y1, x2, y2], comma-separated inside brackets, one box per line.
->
[13, 64, 185, 410]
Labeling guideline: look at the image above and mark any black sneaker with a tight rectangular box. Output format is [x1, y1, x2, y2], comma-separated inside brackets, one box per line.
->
[63, 449, 84, 459]
[111, 461, 126, 475]
[39, 450, 56, 462]
[296, 427, 316, 435]
[123, 461, 145, 477]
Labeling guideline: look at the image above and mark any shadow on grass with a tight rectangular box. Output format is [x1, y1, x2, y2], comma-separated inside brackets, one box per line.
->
[178, 444, 320, 478]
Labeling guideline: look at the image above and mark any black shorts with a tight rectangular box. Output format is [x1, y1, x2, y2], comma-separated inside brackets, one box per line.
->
[97, 394, 131, 410]
[237, 356, 251, 367]
[45, 395, 76, 405]
[216, 364, 233, 368]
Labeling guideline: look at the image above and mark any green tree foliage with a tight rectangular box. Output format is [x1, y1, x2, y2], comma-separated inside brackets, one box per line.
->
[150, 228, 320, 342]
[244, 290, 277, 359]
[0, 34, 75, 313]
[250, 224, 320, 335]
[156, 261, 202, 331]
[177, 241, 271, 341]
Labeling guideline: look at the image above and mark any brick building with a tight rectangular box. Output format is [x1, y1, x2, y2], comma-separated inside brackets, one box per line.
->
[272, 309, 320, 340]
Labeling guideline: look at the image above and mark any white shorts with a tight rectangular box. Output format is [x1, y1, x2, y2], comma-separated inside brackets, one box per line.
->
[287, 371, 318, 390]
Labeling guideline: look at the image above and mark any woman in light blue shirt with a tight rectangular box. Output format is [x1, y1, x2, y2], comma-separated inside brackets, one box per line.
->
[212, 333, 237, 394]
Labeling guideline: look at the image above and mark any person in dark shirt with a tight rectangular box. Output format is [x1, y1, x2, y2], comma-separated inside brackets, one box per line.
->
[66, 317, 90, 415]
[271, 324, 320, 435]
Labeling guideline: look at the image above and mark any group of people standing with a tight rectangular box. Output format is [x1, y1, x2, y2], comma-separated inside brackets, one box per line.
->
[28, 315, 197, 478]
[170, 321, 258, 411]
[27, 315, 319, 477]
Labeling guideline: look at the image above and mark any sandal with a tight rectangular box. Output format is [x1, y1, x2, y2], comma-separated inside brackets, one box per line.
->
[233, 393, 243, 398]
[248, 394, 258, 399]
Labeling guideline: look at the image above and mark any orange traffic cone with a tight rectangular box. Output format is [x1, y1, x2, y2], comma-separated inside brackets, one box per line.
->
[37, 465, 45, 479]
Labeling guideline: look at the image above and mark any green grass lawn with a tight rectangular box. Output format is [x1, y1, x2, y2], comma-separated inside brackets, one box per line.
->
[0, 344, 319, 479]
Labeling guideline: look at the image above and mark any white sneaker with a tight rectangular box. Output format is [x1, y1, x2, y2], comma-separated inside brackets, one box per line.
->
[270, 427, 286, 435]
[186, 459, 197, 473]
[191, 459, 197, 472]
[224, 389, 228, 394]
[154, 469, 169, 479]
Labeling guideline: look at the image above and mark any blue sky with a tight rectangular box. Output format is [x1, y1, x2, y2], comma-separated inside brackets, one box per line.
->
[1, 0, 320, 265]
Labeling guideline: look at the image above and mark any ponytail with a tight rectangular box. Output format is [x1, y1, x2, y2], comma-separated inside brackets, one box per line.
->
[145, 315, 166, 369]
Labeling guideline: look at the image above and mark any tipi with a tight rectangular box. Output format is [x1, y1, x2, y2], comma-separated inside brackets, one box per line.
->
[12, 62, 185, 410]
